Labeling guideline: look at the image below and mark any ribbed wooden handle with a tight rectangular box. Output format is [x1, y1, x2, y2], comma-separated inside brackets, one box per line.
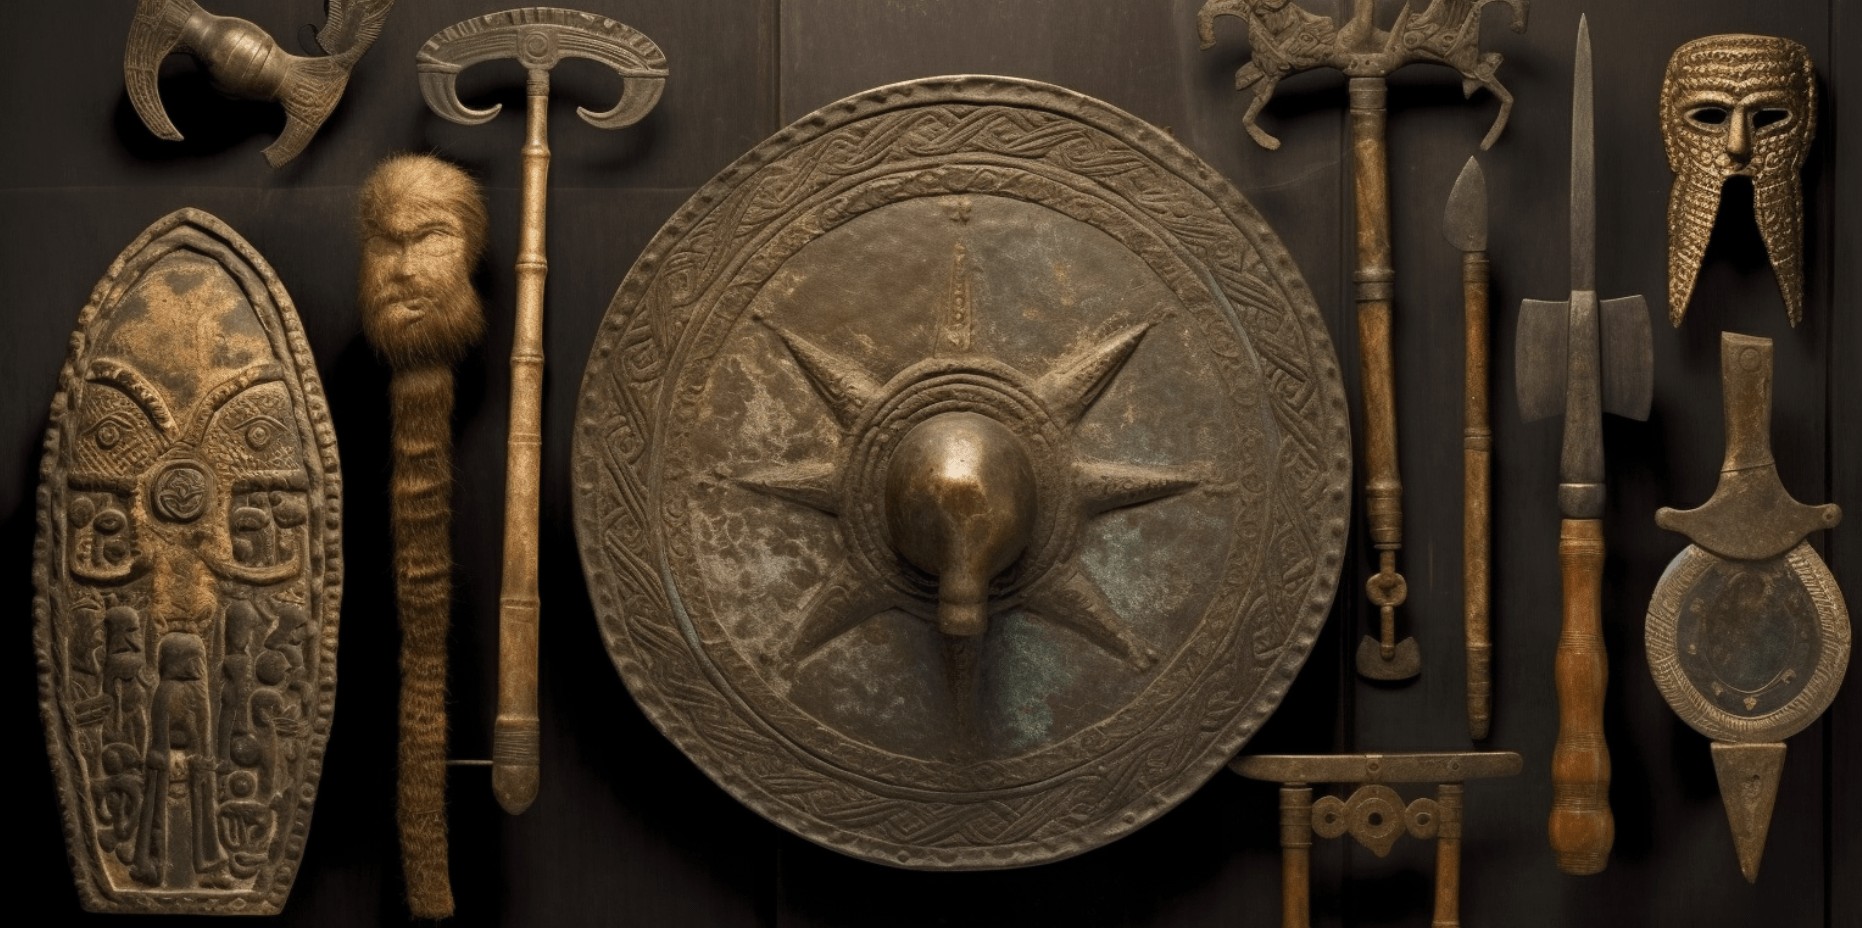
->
[1549, 518, 1612, 875]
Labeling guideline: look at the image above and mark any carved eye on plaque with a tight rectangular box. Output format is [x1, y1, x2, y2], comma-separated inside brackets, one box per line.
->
[238, 415, 286, 451]
[92, 417, 126, 450]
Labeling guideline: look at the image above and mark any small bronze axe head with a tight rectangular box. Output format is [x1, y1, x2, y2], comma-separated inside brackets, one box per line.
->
[124, 0, 395, 167]
[1197, 0, 1528, 150]
[416, 8, 667, 129]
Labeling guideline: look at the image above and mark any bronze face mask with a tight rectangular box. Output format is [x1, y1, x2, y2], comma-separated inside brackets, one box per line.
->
[1661, 34, 1816, 326]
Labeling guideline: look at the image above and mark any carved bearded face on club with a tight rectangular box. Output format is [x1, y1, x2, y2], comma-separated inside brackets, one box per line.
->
[1661, 34, 1816, 326]
[358, 155, 489, 368]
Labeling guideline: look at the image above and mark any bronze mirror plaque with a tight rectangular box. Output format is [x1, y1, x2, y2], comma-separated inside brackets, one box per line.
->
[34, 209, 343, 914]
[573, 76, 1350, 869]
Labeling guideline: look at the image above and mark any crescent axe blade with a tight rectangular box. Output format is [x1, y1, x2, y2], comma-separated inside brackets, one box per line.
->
[416, 7, 668, 129]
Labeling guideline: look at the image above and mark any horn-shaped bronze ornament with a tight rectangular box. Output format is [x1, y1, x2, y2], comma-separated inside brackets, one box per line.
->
[124, 0, 395, 167]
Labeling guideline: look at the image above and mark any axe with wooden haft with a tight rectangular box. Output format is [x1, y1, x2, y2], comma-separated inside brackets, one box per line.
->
[1198, 0, 1528, 683]
[1514, 16, 1653, 876]
[417, 7, 667, 816]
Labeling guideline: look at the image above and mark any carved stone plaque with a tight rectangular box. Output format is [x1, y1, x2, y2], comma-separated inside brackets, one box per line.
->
[34, 209, 342, 914]
[572, 77, 1349, 869]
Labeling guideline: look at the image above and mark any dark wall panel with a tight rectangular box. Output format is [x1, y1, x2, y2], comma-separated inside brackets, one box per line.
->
[3, 1, 1852, 926]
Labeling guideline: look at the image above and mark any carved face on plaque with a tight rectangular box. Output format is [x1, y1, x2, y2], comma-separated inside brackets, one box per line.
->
[35, 210, 341, 914]
[573, 77, 1349, 868]
[1661, 34, 1817, 325]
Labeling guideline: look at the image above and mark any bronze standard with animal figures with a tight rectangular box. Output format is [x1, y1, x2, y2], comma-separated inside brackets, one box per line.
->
[1197, 0, 1528, 683]
[358, 155, 490, 919]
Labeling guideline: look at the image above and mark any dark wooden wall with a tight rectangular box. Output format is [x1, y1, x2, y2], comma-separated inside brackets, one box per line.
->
[4, 1, 1855, 925]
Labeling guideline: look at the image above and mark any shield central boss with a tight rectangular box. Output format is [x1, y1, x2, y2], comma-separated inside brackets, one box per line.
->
[573, 77, 1349, 868]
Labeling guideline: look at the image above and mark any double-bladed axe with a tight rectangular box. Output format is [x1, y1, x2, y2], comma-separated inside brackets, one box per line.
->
[417, 7, 667, 817]
[1514, 16, 1652, 876]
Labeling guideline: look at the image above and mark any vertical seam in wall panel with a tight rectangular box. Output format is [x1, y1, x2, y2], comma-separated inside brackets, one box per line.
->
[1338, 97, 1356, 928]
[1824, 1, 1847, 926]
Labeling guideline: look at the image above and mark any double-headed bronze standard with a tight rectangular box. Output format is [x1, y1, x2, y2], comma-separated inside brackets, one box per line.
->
[418, 7, 667, 815]
[1198, 0, 1527, 682]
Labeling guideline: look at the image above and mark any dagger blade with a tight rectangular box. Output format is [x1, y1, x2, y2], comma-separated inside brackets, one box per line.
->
[1571, 15, 1596, 294]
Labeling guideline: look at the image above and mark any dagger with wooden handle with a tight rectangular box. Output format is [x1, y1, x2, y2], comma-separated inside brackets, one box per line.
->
[1444, 156, 1493, 740]
[1514, 16, 1652, 876]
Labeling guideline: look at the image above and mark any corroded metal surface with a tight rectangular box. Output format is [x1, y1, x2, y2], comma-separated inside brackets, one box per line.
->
[1661, 34, 1817, 326]
[34, 209, 343, 914]
[1232, 752, 1520, 928]
[1198, 0, 1527, 684]
[1514, 18, 1652, 876]
[1649, 333, 1848, 882]
[572, 76, 1350, 869]
[124, 0, 394, 167]
[1649, 333, 1846, 745]
[418, 7, 667, 816]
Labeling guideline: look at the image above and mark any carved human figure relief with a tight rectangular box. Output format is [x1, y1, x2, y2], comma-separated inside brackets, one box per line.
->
[35, 209, 341, 915]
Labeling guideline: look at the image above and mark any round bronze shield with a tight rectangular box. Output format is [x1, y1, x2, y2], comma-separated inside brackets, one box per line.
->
[572, 76, 1349, 868]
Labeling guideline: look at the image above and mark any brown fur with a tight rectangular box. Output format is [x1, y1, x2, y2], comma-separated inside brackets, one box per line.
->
[359, 154, 489, 370]
[357, 153, 487, 920]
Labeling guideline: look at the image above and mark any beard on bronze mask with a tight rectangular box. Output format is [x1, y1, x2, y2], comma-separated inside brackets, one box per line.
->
[1661, 34, 1816, 326]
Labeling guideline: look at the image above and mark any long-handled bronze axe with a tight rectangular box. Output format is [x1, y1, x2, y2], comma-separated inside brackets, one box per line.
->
[1199, 0, 1527, 682]
[1514, 16, 1652, 876]
[418, 7, 667, 816]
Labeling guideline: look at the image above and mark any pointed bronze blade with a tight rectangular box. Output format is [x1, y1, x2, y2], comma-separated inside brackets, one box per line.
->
[1711, 742, 1787, 883]
[1443, 156, 1487, 254]
[1570, 15, 1595, 293]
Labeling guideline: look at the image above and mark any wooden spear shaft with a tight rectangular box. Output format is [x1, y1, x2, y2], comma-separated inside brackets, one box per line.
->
[493, 68, 549, 816]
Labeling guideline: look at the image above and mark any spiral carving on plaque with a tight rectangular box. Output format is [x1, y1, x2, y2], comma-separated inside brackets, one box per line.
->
[34, 210, 342, 914]
[573, 77, 1349, 869]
